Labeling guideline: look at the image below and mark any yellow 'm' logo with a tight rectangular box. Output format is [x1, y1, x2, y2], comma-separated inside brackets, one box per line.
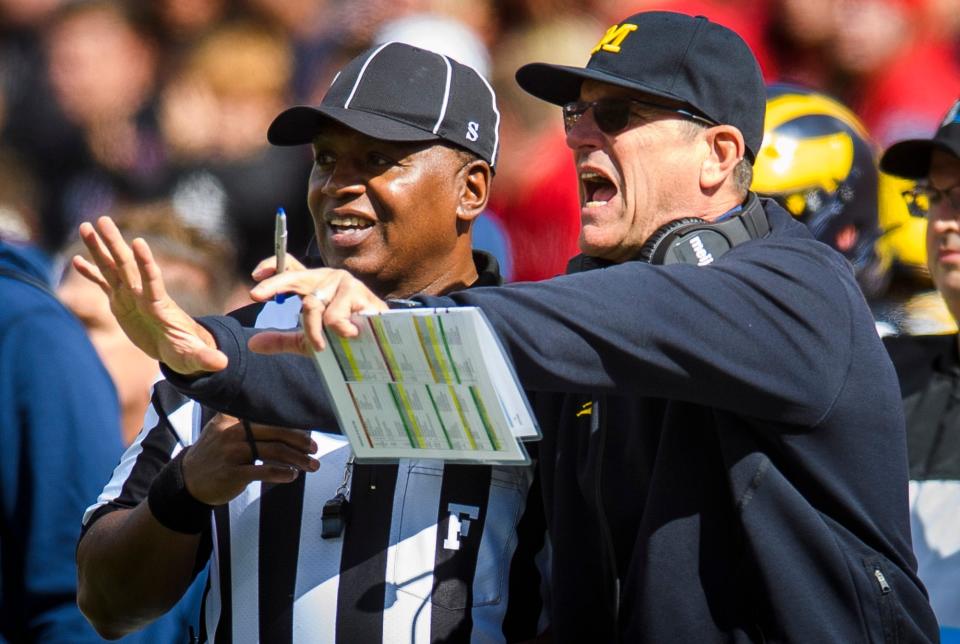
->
[591, 23, 637, 55]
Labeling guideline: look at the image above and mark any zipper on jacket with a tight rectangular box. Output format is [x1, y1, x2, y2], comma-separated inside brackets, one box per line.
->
[873, 566, 891, 594]
[591, 397, 621, 640]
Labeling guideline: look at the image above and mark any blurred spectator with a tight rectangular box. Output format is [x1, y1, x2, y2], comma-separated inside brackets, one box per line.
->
[918, 0, 960, 44]
[0, 234, 119, 642]
[599, 0, 777, 79]
[752, 84, 891, 300]
[880, 173, 932, 284]
[496, 0, 589, 26]
[488, 15, 600, 281]
[148, 0, 231, 48]
[0, 0, 954, 292]
[242, 0, 329, 42]
[241, 0, 334, 102]
[418, 0, 500, 49]
[375, 12, 492, 76]
[766, 0, 840, 89]
[880, 98, 960, 641]
[0, 0, 64, 28]
[0, 0, 65, 129]
[0, 148, 41, 243]
[27, 0, 167, 251]
[1, 231, 204, 642]
[58, 202, 238, 444]
[158, 19, 312, 275]
[828, 0, 960, 147]
[875, 170, 957, 335]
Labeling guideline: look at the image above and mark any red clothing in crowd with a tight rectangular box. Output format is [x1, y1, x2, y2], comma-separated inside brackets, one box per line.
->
[854, 41, 960, 146]
[487, 132, 581, 282]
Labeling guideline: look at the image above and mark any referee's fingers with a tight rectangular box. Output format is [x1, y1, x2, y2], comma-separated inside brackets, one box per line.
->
[243, 424, 318, 453]
[208, 413, 239, 430]
[256, 441, 320, 473]
[237, 463, 302, 484]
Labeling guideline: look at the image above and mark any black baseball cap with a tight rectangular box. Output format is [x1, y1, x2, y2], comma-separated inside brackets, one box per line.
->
[515, 11, 765, 160]
[268, 41, 500, 167]
[880, 100, 960, 179]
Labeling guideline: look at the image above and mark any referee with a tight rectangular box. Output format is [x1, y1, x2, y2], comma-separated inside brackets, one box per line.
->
[75, 43, 549, 643]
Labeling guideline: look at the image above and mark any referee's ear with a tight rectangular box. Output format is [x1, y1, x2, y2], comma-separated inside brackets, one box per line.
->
[456, 157, 492, 224]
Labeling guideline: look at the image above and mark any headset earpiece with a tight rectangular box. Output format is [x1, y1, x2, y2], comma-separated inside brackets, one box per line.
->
[640, 193, 770, 266]
[638, 217, 708, 263]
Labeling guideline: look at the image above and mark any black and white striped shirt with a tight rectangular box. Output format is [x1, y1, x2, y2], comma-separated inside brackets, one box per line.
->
[83, 298, 549, 643]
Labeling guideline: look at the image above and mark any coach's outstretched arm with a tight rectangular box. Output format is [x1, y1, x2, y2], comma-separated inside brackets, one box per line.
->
[77, 414, 319, 638]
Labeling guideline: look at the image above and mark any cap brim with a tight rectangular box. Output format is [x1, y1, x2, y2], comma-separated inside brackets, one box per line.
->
[516, 62, 693, 108]
[880, 139, 960, 179]
[268, 105, 440, 146]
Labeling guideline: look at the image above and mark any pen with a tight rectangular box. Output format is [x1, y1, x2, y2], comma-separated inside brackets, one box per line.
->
[274, 207, 288, 303]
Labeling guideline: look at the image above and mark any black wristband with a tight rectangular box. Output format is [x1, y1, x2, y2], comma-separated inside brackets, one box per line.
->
[148, 449, 214, 534]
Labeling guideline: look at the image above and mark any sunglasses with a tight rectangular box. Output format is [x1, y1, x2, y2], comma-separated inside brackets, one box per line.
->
[902, 182, 960, 218]
[562, 97, 717, 135]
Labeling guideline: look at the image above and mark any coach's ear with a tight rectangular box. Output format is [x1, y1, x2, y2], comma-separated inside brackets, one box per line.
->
[457, 159, 492, 223]
[699, 124, 745, 193]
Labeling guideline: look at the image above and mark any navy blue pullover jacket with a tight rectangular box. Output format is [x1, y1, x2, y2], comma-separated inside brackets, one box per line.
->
[166, 203, 937, 642]
[2, 241, 205, 643]
[413, 199, 937, 643]
[0, 240, 123, 642]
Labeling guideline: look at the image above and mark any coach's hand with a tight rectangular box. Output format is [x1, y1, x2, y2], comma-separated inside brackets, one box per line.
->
[73, 216, 228, 377]
[247, 267, 389, 356]
[182, 413, 320, 506]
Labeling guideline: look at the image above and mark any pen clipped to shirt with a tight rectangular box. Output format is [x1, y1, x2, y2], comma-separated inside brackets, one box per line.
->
[274, 207, 288, 303]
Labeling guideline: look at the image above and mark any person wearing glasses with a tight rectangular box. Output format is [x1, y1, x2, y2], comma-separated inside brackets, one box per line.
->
[880, 98, 960, 642]
[69, 12, 939, 642]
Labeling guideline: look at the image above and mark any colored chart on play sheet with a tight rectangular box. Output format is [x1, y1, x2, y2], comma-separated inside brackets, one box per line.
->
[312, 307, 538, 465]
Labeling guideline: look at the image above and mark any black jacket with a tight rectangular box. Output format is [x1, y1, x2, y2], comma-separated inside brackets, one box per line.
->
[169, 204, 938, 642]
[415, 198, 937, 643]
[885, 332, 960, 636]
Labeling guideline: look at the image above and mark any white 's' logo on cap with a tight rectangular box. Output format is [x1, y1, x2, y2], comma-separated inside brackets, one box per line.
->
[466, 122, 480, 141]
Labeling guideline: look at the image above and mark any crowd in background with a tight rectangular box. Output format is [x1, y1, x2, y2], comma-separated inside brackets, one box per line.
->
[0, 0, 957, 290]
[0, 0, 955, 447]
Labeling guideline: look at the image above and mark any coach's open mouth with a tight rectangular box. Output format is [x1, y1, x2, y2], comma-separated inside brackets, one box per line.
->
[580, 171, 617, 207]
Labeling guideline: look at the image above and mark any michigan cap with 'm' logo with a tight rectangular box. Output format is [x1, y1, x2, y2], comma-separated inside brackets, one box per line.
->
[515, 11, 765, 160]
[268, 41, 500, 167]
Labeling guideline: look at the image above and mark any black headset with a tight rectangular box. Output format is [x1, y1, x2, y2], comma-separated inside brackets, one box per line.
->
[638, 193, 768, 265]
[566, 193, 769, 272]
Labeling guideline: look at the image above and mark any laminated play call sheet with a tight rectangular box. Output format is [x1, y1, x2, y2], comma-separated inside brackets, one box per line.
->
[310, 307, 539, 465]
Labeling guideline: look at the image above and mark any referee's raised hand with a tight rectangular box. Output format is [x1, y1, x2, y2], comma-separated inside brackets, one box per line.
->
[73, 215, 229, 377]
[183, 414, 320, 506]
